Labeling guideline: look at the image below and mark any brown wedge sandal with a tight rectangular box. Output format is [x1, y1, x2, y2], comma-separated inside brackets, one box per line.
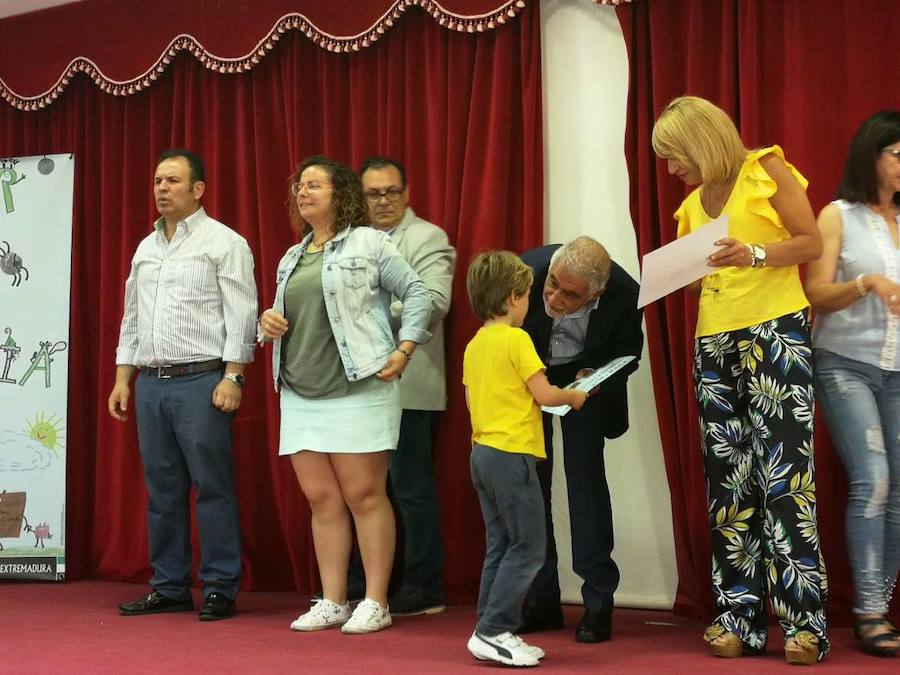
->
[703, 624, 765, 658]
[784, 631, 819, 665]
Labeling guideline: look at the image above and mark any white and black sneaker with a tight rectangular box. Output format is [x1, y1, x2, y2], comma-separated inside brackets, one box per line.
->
[341, 598, 392, 634]
[467, 631, 542, 667]
[524, 642, 546, 660]
[290, 598, 351, 631]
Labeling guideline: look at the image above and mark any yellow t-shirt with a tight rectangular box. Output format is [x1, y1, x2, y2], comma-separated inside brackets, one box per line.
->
[462, 324, 546, 459]
[675, 145, 810, 337]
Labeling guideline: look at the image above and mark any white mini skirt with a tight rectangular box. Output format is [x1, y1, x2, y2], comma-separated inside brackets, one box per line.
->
[278, 377, 400, 454]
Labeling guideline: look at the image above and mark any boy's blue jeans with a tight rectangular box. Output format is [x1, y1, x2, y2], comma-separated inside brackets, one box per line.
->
[470, 444, 546, 635]
[815, 349, 900, 614]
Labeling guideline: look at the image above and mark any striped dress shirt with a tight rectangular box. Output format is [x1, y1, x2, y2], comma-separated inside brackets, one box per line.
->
[547, 295, 600, 366]
[115, 207, 258, 367]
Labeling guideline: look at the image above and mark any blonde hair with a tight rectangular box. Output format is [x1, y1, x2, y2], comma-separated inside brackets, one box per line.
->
[651, 96, 748, 183]
[466, 251, 533, 321]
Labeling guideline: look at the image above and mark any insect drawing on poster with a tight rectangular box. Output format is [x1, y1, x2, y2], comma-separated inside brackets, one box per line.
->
[0, 241, 29, 287]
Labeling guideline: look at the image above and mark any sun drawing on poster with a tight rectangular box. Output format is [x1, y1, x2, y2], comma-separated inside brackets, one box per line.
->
[26, 412, 65, 457]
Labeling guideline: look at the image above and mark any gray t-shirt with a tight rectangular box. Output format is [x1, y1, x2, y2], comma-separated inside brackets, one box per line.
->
[280, 251, 350, 398]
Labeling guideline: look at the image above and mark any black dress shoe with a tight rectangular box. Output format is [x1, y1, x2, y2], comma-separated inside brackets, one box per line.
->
[119, 591, 193, 616]
[199, 592, 236, 621]
[519, 605, 564, 634]
[389, 585, 447, 617]
[575, 608, 612, 643]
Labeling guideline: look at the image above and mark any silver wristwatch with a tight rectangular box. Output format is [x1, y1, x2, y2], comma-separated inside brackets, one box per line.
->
[223, 372, 245, 387]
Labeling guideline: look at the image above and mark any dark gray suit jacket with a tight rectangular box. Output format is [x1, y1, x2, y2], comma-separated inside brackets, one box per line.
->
[521, 244, 643, 439]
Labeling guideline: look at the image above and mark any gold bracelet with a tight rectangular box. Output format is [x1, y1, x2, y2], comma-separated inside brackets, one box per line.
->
[855, 274, 869, 297]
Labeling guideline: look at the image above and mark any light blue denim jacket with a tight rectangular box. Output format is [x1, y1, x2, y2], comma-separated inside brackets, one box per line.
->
[268, 225, 432, 391]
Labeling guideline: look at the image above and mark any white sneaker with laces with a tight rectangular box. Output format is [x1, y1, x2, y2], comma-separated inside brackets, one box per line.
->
[467, 631, 541, 667]
[341, 598, 392, 634]
[290, 598, 351, 631]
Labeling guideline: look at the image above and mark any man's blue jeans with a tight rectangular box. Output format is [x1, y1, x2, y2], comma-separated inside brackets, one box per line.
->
[814, 349, 900, 614]
[134, 370, 241, 601]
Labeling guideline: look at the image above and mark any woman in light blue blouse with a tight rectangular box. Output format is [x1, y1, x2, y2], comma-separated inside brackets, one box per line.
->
[806, 111, 900, 657]
[259, 156, 431, 635]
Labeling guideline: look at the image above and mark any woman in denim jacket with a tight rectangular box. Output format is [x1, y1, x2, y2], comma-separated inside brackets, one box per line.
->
[259, 156, 431, 635]
[806, 111, 900, 657]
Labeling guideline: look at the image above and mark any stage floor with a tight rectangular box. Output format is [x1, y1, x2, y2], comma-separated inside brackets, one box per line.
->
[0, 580, 893, 673]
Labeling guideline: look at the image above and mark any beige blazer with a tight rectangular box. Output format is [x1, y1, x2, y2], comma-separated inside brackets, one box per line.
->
[388, 208, 456, 410]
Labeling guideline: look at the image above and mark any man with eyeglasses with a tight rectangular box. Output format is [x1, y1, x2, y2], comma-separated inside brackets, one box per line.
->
[359, 156, 456, 616]
[518, 236, 643, 644]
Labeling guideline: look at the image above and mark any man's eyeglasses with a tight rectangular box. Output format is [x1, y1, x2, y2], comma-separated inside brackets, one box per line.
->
[364, 187, 405, 203]
[291, 181, 332, 196]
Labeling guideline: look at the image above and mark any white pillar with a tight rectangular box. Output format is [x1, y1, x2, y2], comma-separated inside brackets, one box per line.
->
[540, 0, 677, 609]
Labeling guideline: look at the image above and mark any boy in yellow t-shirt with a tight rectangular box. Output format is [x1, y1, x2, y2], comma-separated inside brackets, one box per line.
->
[462, 251, 587, 668]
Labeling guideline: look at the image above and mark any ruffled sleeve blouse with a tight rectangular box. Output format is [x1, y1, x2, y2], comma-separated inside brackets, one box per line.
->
[675, 145, 811, 337]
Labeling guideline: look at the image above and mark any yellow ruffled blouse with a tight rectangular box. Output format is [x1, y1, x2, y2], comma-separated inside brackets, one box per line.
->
[675, 145, 811, 338]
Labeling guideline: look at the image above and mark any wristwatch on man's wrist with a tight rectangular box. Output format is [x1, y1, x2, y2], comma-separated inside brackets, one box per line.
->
[223, 372, 245, 387]
[749, 243, 767, 268]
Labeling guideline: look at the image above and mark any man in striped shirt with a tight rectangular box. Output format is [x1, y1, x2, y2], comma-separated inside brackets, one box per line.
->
[108, 149, 258, 622]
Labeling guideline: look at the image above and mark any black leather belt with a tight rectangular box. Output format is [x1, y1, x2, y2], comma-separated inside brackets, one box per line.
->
[139, 359, 223, 379]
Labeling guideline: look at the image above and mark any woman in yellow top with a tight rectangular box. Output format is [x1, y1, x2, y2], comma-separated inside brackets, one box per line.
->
[652, 96, 828, 665]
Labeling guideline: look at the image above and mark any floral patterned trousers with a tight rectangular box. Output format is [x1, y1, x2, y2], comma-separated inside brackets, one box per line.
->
[694, 310, 829, 657]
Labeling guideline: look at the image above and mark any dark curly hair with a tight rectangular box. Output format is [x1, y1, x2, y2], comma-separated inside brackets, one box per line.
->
[287, 155, 369, 236]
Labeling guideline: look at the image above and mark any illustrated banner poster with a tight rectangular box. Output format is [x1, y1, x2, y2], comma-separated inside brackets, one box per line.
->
[0, 154, 73, 580]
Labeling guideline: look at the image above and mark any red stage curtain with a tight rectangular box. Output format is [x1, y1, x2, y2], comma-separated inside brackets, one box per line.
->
[0, 2, 542, 600]
[618, 0, 900, 623]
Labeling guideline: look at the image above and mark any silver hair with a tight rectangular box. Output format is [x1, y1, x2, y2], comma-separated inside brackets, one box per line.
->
[548, 236, 611, 294]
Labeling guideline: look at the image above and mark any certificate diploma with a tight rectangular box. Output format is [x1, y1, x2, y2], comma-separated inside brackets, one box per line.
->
[637, 215, 729, 308]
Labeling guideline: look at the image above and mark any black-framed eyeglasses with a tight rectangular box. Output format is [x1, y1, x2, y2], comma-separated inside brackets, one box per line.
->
[883, 148, 900, 161]
[364, 187, 405, 203]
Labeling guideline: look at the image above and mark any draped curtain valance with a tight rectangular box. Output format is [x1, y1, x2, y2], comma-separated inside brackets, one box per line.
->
[0, 0, 527, 110]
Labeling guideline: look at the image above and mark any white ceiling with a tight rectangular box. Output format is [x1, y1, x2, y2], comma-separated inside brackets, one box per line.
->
[0, 0, 80, 19]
